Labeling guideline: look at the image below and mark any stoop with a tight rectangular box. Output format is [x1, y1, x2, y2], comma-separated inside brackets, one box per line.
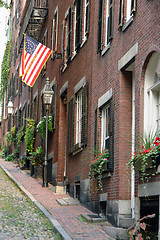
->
[103, 225, 129, 240]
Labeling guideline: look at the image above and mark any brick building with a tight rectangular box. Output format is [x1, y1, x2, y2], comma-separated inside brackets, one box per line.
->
[1, 0, 160, 235]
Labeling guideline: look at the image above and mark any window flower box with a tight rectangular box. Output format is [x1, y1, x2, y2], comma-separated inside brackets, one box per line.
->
[128, 136, 160, 182]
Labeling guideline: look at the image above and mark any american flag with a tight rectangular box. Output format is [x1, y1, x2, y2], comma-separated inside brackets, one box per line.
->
[19, 34, 52, 87]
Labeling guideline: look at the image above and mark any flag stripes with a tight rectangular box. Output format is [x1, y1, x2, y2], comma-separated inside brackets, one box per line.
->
[19, 34, 52, 87]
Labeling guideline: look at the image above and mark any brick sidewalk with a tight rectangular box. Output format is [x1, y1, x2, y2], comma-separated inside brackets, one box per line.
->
[0, 158, 115, 240]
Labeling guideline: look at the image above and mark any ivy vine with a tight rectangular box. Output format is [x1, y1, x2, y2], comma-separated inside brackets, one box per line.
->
[0, 35, 11, 101]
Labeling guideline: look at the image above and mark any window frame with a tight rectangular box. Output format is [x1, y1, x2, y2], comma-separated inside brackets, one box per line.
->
[68, 83, 88, 154]
[118, 0, 136, 29]
[97, 0, 113, 54]
[51, 6, 58, 60]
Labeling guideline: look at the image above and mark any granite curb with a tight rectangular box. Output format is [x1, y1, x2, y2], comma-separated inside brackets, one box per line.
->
[0, 164, 72, 240]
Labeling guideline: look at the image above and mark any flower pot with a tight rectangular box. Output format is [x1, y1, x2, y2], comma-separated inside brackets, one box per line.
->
[30, 164, 34, 176]
[32, 165, 43, 179]
[133, 157, 153, 171]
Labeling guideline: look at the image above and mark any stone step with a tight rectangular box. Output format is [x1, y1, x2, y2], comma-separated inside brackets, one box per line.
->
[119, 217, 135, 229]
[103, 225, 129, 240]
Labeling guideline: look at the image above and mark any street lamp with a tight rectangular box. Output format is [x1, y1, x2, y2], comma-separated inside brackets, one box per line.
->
[42, 77, 54, 187]
[7, 97, 14, 116]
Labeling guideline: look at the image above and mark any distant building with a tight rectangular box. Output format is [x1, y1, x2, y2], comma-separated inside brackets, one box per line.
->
[1, 0, 160, 237]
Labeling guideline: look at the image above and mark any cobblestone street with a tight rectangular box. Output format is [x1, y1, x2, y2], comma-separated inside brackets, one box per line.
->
[0, 167, 58, 240]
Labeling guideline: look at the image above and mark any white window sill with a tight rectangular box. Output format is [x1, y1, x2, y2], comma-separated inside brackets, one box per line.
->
[71, 51, 77, 61]
[80, 37, 87, 48]
[122, 16, 134, 32]
[101, 43, 111, 56]
[72, 144, 83, 155]
[61, 63, 67, 72]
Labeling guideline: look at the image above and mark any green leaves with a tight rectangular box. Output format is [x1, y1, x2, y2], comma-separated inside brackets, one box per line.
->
[0, 35, 11, 101]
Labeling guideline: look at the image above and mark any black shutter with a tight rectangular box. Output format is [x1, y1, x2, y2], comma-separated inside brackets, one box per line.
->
[41, 96, 45, 118]
[62, 20, 67, 67]
[51, 84, 57, 129]
[108, 98, 114, 171]
[68, 97, 75, 153]
[85, 0, 90, 36]
[51, 18, 55, 59]
[68, 7, 73, 59]
[118, 0, 124, 27]
[97, 0, 104, 52]
[108, 0, 113, 41]
[94, 109, 98, 153]
[131, 0, 136, 14]
[81, 84, 88, 146]
[76, 0, 82, 49]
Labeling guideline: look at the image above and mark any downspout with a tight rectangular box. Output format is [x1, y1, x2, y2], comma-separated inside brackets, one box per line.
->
[131, 72, 135, 219]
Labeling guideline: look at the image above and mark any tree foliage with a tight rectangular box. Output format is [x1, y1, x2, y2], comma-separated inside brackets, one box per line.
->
[0, 0, 11, 9]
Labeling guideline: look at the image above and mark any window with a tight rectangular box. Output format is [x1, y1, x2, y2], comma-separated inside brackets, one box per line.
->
[22, 103, 27, 129]
[62, 1, 90, 69]
[101, 104, 110, 150]
[76, 90, 82, 144]
[51, 84, 57, 130]
[95, 95, 114, 171]
[41, 29, 48, 77]
[144, 53, 160, 136]
[118, 0, 136, 28]
[51, 7, 58, 60]
[33, 95, 38, 124]
[84, 0, 90, 37]
[97, 0, 113, 53]
[62, 7, 73, 68]
[68, 83, 87, 154]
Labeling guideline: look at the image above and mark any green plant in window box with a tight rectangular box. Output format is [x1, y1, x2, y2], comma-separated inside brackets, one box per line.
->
[89, 149, 109, 192]
[24, 119, 36, 153]
[36, 116, 53, 139]
[127, 133, 160, 182]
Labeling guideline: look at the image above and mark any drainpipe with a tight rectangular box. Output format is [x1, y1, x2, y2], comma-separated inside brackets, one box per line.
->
[131, 74, 135, 219]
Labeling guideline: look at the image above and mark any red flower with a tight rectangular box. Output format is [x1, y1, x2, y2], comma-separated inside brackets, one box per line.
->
[155, 137, 160, 141]
[143, 149, 150, 153]
[154, 141, 159, 146]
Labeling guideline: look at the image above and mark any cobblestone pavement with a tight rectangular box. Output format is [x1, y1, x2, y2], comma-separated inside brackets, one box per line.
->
[0, 159, 115, 240]
[0, 167, 58, 240]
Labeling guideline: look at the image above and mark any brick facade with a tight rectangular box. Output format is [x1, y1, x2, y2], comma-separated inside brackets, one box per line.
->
[1, 0, 160, 230]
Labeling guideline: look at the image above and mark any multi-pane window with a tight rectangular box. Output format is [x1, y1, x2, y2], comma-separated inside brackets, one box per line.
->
[33, 95, 38, 124]
[51, 7, 58, 60]
[84, 0, 90, 37]
[156, 91, 160, 132]
[62, 7, 73, 67]
[41, 29, 48, 77]
[97, 0, 113, 53]
[62, 1, 90, 69]
[51, 84, 57, 130]
[101, 105, 110, 150]
[119, 0, 136, 27]
[68, 84, 87, 153]
[144, 54, 160, 137]
[76, 90, 82, 144]
[95, 97, 114, 171]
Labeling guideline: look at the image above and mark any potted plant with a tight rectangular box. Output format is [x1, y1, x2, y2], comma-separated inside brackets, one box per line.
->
[127, 135, 160, 182]
[37, 116, 53, 139]
[127, 214, 156, 239]
[89, 149, 109, 192]
[29, 146, 44, 178]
